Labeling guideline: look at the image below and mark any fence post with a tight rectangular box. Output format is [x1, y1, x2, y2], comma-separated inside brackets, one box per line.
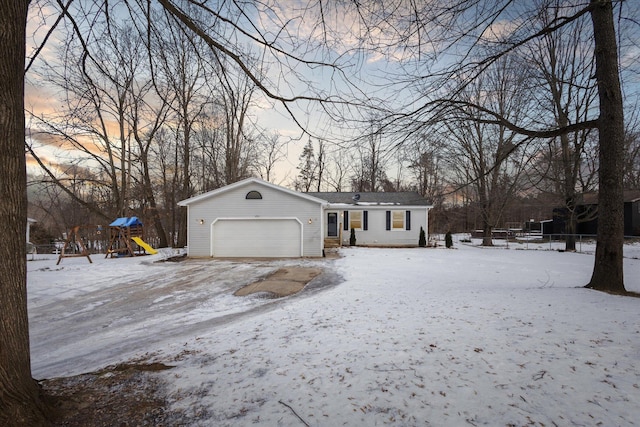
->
[579, 234, 582, 253]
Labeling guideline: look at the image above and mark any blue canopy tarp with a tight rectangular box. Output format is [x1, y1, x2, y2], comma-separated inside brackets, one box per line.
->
[109, 217, 143, 227]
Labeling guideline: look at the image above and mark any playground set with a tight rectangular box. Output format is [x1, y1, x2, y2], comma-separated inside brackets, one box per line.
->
[56, 216, 157, 265]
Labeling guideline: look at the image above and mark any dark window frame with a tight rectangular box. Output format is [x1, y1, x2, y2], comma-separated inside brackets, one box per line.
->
[245, 190, 263, 199]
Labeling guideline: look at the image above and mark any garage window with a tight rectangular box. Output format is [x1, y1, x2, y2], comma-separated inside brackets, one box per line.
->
[246, 190, 262, 199]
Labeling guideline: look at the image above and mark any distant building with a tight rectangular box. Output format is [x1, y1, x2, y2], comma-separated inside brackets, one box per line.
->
[27, 218, 37, 255]
[551, 190, 640, 237]
[27, 217, 37, 243]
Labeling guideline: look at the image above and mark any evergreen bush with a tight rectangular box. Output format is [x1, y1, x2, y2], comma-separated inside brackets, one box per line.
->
[445, 231, 453, 248]
[349, 228, 356, 246]
[418, 227, 426, 247]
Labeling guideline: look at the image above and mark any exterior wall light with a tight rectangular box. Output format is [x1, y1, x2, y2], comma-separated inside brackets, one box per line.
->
[199, 219, 205, 225]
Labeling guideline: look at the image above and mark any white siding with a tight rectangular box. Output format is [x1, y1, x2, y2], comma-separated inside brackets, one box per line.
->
[185, 182, 323, 257]
[337, 207, 428, 246]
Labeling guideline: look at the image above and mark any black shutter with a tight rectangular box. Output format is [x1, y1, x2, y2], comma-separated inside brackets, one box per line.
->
[363, 211, 368, 230]
[344, 211, 349, 230]
[386, 211, 391, 230]
[406, 211, 411, 230]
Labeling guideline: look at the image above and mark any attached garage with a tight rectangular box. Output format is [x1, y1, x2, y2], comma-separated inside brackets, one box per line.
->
[178, 177, 432, 257]
[178, 178, 326, 258]
[212, 218, 302, 257]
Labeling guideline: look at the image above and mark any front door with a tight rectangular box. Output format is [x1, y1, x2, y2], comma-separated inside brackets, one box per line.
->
[327, 212, 338, 237]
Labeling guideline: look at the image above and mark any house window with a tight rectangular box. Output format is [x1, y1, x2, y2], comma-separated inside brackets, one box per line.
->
[350, 211, 363, 230]
[246, 190, 262, 199]
[386, 210, 411, 230]
[392, 211, 404, 229]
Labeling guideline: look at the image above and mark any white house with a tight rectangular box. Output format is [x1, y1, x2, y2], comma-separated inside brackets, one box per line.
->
[178, 178, 432, 258]
[307, 191, 432, 247]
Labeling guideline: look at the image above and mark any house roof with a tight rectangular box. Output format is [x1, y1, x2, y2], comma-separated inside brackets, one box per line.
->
[306, 191, 432, 207]
[177, 178, 434, 208]
[623, 190, 640, 203]
[580, 190, 640, 205]
[177, 177, 328, 206]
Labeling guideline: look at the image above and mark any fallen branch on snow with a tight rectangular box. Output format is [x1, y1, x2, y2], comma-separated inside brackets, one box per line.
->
[279, 400, 310, 427]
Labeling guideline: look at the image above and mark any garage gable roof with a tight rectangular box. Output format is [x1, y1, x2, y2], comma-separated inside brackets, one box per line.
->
[177, 177, 328, 206]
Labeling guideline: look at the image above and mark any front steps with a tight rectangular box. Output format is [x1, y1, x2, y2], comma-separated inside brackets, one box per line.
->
[324, 237, 341, 248]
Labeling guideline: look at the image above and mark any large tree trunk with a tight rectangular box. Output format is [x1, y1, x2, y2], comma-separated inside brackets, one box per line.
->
[0, 1, 49, 424]
[586, 0, 626, 293]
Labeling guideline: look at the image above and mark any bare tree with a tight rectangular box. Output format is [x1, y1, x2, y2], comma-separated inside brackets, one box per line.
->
[405, 135, 445, 205]
[209, 51, 260, 185]
[523, 1, 599, 251]
[338, 0, 631, 293]
[129, 76, 173, 248]
[623, 121, 640, 189]
[27, 18, 149, 222]
[446, 51, 531, 246]
[150, 5, 213, 247]
[324, 147, 352, 192]
[149, 127, 183, 246]
[254, 131, 288, 183]
[585, 0, 626, 291]
[191, 108, 225, 191]
[351, 127, 388, 192]
[444, 54, 534, 245]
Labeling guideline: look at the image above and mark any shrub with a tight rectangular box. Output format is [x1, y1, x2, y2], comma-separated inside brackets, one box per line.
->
[349, 228, 357, 246]
[445, 231, 453, 248]
[418, 227, 426, 247]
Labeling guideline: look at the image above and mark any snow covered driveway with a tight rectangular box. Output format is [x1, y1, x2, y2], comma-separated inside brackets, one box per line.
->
[28, 254, 337, 379]
[28, 243, 640, 425]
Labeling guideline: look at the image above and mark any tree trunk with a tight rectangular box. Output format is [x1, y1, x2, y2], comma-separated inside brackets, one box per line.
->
[177, 111, 191, 249]
[141, 149, 169, 248]
[482, 228, 493, 247]
[586, 0, 626, 293]
[481, 206, 493, 246]
[0, 1, 50, 424]
[478, 186, 493, 246]
[565, 195, 577, 252]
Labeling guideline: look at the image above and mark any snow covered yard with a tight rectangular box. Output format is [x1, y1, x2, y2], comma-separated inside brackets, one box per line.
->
[28, 243, 640, 426]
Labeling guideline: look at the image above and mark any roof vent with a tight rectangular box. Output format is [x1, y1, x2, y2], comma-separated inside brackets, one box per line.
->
[352, 193, 360, 202]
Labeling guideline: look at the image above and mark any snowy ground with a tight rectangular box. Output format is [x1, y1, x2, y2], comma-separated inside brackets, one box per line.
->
[28, 239, 640, 426]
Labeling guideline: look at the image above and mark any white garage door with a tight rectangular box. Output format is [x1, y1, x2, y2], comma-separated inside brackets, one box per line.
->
[212, 218, 302, 257]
